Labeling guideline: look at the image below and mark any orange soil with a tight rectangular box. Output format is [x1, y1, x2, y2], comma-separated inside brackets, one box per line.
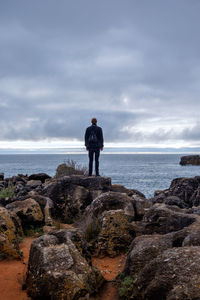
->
[92, 254, 126, 300]
[0, 237, 34, 300]
[0, 231, 126, 300]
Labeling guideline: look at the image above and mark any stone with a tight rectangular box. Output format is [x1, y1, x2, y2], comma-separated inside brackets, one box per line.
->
[80, 192, 135, 257]
[111, 184, 146, 198]
[180, 155, 200, 165]
[55, 163, 84, 178]
[0, 173, 4, 181]
[86, 191, 135, 218]
[163, 196, 186, 208]
[0, 207, 23, 260]
[26, 228, 104, 300]
[142, 203, 195, 234]
[124, 234, 173, 278]
[152, 194, 184, 208]
[131, 247, 200, 300]
[95, 209, 135, 257]
[6, 198, 44, 228]
[132, 194, 152, 220]
[28, 173, 51, 183]
[26, 180, 42, 188]
[43, 175, 111, 222]
[26, 193, 54, 225]
[151, 176, 200, 208]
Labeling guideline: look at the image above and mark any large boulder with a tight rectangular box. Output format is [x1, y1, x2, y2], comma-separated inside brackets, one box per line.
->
[118, 203, 200, 299]
[6, 198, 44, 229]
[85, 191, 135, 218]
[0, 207, 23, 260]
[131, 247, 200, 300]
[94, 209, 135, 257]
[26, 228, 104, 300]
[43, 175, 111, 222]
[152, 176, 200, 208]
[180, 155, 200, 165]
[124, 234, 173, 279]
[142, 203, 195, 234]
[80, 192, 135, 257]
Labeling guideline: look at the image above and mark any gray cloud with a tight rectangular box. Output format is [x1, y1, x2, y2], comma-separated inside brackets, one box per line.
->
[0, 0, 200, 147]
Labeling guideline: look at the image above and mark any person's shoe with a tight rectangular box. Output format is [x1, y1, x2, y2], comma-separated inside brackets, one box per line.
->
[88, 174, 92, 176]
[96, 174, 100, 177]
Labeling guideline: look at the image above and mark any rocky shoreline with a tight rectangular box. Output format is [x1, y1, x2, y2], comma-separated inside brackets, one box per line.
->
[1, 166, 200, 299]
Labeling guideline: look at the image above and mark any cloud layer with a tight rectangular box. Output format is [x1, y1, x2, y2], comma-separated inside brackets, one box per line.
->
[1, 0, 200, 147]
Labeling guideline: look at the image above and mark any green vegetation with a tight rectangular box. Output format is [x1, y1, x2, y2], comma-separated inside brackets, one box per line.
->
[24, 225, 44, 237]
[0, 184, 15, 199]
[118, 274, 134, 299]
[19, 250, 23, 257]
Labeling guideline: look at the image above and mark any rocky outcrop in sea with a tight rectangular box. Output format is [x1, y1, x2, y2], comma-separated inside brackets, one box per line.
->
[1, 165, 200, 299]
[180, 155, 200, 165]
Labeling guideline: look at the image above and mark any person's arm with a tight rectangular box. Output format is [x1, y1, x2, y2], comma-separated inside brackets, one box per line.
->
[99, 128, 104, 150]
[84, 128, 89, 150]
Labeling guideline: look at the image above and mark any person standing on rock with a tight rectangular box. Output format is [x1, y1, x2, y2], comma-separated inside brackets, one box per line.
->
[84, 118, 104, 176]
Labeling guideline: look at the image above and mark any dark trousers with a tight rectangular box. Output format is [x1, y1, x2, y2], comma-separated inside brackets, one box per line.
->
[88, 148, 100, 175]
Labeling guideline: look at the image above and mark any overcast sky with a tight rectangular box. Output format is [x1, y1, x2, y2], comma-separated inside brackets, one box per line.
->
[1, 0, 200, 149]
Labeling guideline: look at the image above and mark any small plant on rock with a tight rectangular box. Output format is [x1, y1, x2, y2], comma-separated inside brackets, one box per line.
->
[118, 274, 134, 299]
[55, 159, 88, 178]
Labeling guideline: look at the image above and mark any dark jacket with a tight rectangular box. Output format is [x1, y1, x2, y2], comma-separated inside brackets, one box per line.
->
[85, 124, 104, 149]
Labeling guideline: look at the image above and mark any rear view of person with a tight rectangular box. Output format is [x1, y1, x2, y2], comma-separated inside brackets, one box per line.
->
[84, 118, 104, 176]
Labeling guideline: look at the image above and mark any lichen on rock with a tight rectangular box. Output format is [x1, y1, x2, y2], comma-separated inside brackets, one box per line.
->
[26, 228, 105, 300]
[0, 207, 23, 260]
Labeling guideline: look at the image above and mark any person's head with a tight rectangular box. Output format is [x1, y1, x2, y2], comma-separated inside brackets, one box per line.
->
[91, 118, 97, 125]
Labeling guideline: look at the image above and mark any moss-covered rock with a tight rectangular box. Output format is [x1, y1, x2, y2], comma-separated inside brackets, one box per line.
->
[6, 198, 44, 229]
[0, 207, 22, 260]
[96, 210, 135, 257]
[26, 229, 104, 300]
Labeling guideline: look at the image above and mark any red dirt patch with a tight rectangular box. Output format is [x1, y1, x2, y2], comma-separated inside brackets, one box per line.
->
[92, 254, 126, 300]
[0, 237, 34, 300]
[92, 254, 126, 281]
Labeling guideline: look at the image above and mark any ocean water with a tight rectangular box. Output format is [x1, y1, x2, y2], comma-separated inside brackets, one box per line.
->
[0, 153, 200, 198]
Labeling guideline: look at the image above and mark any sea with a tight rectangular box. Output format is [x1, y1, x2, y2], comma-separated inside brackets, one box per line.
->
[0, 152, 200, 198]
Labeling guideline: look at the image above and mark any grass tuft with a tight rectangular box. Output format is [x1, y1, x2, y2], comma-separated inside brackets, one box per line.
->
[0, 184, 15, 199]
[55, 159, 88, 178]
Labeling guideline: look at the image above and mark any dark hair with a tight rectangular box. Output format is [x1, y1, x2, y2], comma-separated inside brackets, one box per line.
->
[91, 118, 97, 124]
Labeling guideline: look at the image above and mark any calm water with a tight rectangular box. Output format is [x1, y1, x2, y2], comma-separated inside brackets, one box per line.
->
[0, 154, 200, 198]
